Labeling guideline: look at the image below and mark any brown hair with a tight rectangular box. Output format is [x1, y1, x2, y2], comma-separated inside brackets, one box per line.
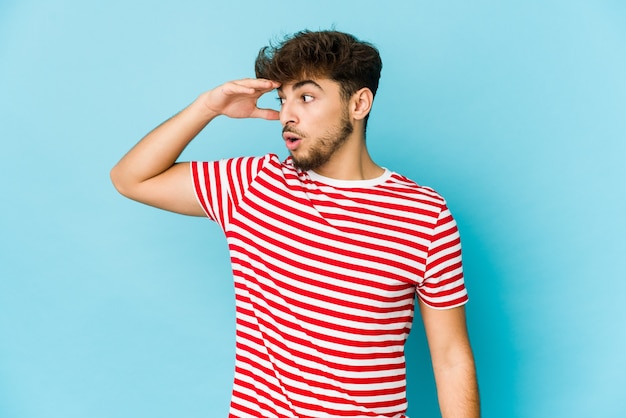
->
[255, 30, 382, 102]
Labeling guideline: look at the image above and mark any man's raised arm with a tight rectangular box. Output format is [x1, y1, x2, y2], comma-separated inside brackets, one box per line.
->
[110, 78, 280, 216]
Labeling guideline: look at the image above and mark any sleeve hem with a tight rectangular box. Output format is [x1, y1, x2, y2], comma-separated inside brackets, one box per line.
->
[417, 293, 469, 310]
[189, 161, 213, 220]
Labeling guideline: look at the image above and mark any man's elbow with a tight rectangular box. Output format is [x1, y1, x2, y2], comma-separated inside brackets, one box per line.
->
[109, 164, 134, 198]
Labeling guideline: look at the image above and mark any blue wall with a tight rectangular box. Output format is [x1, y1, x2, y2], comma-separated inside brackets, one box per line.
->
[1, 1, 625, 417]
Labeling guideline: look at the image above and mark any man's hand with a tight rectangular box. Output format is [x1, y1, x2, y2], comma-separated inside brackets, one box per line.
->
[110, 78, 282, 216]
[201, 78, 281, 120]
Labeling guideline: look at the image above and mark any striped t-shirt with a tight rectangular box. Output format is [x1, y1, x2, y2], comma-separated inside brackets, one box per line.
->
[191, 154, 467, 418]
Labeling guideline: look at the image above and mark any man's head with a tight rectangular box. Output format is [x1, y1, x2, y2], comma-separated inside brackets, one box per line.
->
[255, 30, 382, 112]
[256, 30, 382, 172]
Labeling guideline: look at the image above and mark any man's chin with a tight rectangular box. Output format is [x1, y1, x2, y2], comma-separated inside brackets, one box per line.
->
[291, 154, 318, 172]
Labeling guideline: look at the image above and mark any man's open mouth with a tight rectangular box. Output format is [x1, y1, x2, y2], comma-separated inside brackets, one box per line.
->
[283, 132, 302, 150]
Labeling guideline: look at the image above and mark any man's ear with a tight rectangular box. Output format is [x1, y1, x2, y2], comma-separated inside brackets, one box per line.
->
[350, 88, 374, 121]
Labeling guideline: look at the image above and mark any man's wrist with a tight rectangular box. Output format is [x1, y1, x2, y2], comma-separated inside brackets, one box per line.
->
[190, 93, 221, 123]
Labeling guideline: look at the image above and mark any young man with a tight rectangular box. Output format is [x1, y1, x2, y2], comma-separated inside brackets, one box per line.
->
[111, 30, 479, 418]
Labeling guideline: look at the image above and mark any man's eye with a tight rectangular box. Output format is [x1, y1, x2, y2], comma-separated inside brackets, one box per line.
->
[276, 97, 286, 105]
[302, 95, 314, 103]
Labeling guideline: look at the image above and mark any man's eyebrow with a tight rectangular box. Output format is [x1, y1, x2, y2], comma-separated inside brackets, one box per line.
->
[277, 79, 323, 93]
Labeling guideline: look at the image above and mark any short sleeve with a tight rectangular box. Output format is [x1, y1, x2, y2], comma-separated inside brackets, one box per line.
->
[417, 203, 469, 309]
[190, 155, 270, 230]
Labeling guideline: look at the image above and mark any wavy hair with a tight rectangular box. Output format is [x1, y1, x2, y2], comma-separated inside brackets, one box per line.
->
[255, 30, 382, 102]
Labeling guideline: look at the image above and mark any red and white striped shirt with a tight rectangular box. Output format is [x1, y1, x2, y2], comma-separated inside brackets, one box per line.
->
[191, 154, 467, 418]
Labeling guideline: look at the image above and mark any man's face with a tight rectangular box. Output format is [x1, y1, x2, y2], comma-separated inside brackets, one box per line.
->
[277, 78, 354, 172]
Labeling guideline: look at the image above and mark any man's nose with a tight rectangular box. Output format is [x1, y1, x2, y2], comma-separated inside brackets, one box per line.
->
[279, 102, 297, 126]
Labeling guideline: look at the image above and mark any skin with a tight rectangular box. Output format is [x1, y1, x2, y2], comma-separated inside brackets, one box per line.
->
[278, 77, 381, 179]
[278, 79, 354, 172]
[110, 77, 480, 417]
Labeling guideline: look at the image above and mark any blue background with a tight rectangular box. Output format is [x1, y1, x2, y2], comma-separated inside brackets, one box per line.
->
[1, 1, 625, 417]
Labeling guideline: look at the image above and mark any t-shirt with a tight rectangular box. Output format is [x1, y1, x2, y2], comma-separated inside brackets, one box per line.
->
[191, 154, 468, 418]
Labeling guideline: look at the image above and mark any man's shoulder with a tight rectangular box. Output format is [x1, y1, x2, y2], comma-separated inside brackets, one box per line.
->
[385, 171, 448, 206]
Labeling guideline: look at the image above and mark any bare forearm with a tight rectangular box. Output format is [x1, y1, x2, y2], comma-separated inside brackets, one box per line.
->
[434, 359, 480, 418]
[110, 95, 216, 194]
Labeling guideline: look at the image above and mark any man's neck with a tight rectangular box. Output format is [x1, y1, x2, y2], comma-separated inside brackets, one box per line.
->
[311, 134, 383, 181]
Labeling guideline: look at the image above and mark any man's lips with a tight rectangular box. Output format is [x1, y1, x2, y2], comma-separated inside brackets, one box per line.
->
[282, 129, 303, 151]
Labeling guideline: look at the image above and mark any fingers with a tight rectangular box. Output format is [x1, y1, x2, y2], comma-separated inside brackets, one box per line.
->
[203, 78, 281, 120]
[244, 79, 281, 120]
[223, 78, 280, 96]
[251, 107, 280, 120]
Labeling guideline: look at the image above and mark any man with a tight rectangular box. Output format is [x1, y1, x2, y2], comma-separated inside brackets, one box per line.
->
[111, 30, 479, 418]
